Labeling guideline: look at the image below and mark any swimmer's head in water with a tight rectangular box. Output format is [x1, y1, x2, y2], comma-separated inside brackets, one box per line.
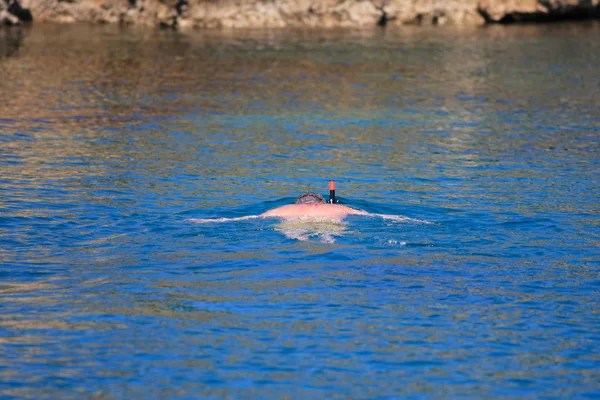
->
[294, 192, 326, 204]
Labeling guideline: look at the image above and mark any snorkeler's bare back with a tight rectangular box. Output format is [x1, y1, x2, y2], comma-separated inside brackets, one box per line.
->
[260, 204, 368, 221]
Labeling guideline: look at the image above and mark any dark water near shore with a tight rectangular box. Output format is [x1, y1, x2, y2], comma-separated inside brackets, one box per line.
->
[1, 22, 599, 398]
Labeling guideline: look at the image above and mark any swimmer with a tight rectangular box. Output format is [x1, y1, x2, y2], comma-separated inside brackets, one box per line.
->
[189, 181, 427, 242]
[189, 181, 416, 224]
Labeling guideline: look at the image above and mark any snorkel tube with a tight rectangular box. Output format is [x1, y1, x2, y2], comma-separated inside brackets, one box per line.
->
[329, 180, 336, 204]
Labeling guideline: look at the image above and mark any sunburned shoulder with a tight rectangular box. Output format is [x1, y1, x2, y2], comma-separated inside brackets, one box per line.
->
[260, 203, 368, 220]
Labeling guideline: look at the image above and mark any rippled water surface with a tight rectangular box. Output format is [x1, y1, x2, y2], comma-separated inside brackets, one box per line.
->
[1, 22, 599, 398]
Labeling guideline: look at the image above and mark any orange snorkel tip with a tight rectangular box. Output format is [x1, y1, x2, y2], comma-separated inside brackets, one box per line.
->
[329, 180, 336, 204]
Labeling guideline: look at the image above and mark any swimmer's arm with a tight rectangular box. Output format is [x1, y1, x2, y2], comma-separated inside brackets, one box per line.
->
[188, 210, 284, 223]
[372, 213, 415, 222]
[187, 215, 262, 224]
[188, 207, 286, 223]
[347, 208, 417, 222]
[346, 208, 371, 216]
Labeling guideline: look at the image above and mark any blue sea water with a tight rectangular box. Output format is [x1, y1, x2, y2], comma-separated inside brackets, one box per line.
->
[1, 22, 599, 398]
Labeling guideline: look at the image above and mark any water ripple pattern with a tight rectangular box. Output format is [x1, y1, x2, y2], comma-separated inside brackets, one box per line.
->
[1, 23, 599, 398]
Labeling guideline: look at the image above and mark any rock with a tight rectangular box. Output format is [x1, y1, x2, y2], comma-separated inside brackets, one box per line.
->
[5, 0, 600, 29]
[477, 0, 600, 23]
[1, 0, 33, 25]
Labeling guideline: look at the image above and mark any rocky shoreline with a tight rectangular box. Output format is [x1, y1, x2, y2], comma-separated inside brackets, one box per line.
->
[1, 0, 600, 29]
